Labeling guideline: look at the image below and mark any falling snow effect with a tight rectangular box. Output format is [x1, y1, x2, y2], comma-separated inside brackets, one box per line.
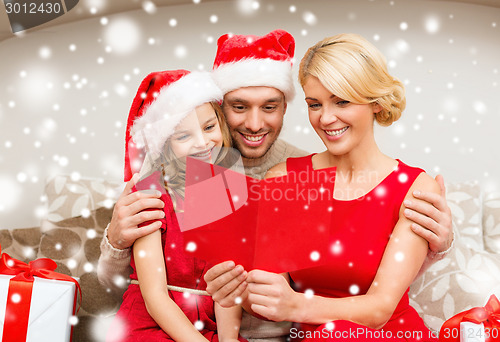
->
[0, 6, 499, 336]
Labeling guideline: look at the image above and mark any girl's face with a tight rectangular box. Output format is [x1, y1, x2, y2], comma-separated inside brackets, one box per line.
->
[169, 103, 223, 162]
[303, 76, 380, 156]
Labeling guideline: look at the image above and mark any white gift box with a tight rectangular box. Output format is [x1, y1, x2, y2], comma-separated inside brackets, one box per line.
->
[0, 274, 77, 342]
[460, 322, 486, 342]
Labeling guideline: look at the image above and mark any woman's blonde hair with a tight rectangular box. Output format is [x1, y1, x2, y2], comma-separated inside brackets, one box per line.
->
[161, 101, 231, 200]
[298, 33, 405, 126]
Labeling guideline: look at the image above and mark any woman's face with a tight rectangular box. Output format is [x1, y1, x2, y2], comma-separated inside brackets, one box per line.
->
[303, 76, 380, 156]
[169, 103, 223, 162]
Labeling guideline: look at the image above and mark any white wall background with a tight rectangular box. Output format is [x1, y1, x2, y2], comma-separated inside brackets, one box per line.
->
[0, 0, 499, 229]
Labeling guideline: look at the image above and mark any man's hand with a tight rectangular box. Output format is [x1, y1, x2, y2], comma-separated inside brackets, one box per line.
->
[204, 261, 248, 308]
[107, 174, 165, 249]
[404, 174, 453, 253]
[246, 270, 298, 322]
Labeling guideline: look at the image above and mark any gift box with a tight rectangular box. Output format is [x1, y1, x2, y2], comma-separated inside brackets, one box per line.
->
[439, 294, 500, 342]
[0, 246, 81, 342]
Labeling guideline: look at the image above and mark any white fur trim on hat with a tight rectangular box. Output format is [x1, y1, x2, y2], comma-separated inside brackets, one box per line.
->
[212, 58, 295, 101]
[130, 71, 223, 159]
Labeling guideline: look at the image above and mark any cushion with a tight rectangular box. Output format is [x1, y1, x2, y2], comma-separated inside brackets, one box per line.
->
[408, 181, 497, 331]
[445, 181, 484, 251]
[0, 227, 41, 262]
[409, 238, 500, 332]
[44, 174, 121, 222]
[38, 207, 121, 342]
[39, 175, 122, 342]
[483, 192, 500, 254]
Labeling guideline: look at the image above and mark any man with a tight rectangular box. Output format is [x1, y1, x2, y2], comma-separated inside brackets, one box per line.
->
[98, 30, 453, 341]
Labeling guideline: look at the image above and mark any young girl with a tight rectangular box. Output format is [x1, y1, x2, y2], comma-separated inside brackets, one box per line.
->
[108, 70, 246, 342]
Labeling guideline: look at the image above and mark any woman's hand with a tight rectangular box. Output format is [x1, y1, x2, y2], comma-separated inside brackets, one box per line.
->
[246, 270, 300, 322]
[404, 174, 453, 253]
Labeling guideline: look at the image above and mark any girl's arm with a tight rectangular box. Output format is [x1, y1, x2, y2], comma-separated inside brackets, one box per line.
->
[215, 302, 243, 342]
[134, 230, 208, 342]
[246, 172, 440, 329]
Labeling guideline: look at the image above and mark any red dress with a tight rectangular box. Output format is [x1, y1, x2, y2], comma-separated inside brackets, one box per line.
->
[287, 155, 438, 342]
[108, 192, 247, 342]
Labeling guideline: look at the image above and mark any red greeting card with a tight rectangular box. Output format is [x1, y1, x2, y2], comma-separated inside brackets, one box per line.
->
[180, 157, 336, 274]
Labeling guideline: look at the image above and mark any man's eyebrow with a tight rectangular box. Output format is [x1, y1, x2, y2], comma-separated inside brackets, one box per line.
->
[263, 97, 283, 103]
[224, 97, 249, 104]
[224, 97, 284, 104]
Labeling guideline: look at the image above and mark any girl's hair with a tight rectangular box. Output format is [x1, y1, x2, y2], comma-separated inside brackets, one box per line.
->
[298, 33, 405, 126]
[161, 101, 231, 200]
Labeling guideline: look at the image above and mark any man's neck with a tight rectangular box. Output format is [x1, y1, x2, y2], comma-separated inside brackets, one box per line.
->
[241, 139, 285, 179]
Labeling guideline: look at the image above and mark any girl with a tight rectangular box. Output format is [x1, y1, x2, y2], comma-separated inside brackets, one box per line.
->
[108, 70, 246, 342]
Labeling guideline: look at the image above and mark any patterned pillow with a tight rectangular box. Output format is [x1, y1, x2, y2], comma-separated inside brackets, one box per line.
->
[0, 227, 41, 262]
[483, 192, 500, 254]
[38, 207, 121, 342]
[44, 174, 121, 222]
[409, 239, 500, 332]
[39, 175, 122, 342]
[408, 181, 498, 332]
[445, 181, 484, 251]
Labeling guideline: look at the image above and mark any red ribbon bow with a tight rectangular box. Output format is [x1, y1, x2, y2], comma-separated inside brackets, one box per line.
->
[439, 295, 500, 342]
[0, 245, 82, 342]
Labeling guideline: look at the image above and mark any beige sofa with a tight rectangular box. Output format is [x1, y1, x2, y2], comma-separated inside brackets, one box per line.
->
[1, 176, 499, 341]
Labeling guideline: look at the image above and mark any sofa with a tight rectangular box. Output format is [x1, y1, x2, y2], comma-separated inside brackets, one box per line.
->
[1, 175, 499, 341]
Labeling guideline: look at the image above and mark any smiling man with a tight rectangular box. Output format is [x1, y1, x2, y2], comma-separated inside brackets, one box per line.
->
[209, 29, 304, 178]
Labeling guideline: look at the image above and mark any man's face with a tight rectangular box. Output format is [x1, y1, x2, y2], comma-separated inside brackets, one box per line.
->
[222, 86, 286, 159]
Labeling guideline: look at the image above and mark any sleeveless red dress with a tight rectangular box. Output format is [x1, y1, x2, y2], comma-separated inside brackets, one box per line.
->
[287, 155, 438, 342]
[108, 192, 247, 342]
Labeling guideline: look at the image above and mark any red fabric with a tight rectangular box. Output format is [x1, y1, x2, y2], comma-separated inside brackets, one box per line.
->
[213, 29, 294, 68]
[287, 155, 437, 342]
[124, 70, 190, 182]
[108, 191, 247, 341]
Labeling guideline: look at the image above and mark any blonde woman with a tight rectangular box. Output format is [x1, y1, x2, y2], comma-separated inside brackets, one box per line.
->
[241, 34, 439, 341]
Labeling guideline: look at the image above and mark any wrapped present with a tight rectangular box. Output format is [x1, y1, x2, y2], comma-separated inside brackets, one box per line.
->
[0, 245, 81, 342]
[181, 157, 336, 274]
[439, 294, 500, 342]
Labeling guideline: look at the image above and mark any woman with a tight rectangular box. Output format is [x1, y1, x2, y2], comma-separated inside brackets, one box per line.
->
[237, 34, 439, 341]
[107, 70, 246, 342]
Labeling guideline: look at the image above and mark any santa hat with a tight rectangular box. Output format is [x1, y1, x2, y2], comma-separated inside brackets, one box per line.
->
[212, 29, 295, 101]
[124, 70, 223, 182]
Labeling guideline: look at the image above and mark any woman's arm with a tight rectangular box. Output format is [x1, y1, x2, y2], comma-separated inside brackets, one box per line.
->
[215, 302, 243, 342]
[246, 172, 440, 329]
[134, 230, 208, 342]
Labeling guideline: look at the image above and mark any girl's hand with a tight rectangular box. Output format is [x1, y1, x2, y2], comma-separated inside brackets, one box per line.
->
[204, 261, 248, 308]
[246, 270, 300, 322]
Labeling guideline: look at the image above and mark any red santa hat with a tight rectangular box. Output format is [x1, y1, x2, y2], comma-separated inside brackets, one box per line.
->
[212, 29, 295, 101]
[124, 70, 223, 182]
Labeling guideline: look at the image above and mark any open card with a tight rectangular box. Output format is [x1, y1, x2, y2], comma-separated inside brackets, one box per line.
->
[181, 157, 336, 274]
